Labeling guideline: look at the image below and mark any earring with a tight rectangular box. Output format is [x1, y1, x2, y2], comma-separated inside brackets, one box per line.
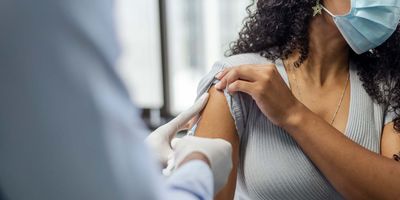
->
[312, 0, 323, 16]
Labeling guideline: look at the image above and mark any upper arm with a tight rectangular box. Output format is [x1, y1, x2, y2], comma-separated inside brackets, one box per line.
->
[381, 122, 400, 159]
[195, 86, 239, 200]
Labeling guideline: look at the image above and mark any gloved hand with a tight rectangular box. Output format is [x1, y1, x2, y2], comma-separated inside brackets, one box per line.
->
[171, 136, 233, 193]
[145, 93, 209, 166]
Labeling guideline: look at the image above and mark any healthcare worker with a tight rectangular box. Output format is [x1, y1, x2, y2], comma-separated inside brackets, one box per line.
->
[0, 0, 232, 200]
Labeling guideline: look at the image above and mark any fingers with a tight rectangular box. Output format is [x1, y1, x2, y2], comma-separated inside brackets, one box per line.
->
[215, 65, 258, 90]
[171, 138, 182, 149]
[226, 80, 254, 95]
[168, 93, 209, 132]
[215, 68, 229, 80]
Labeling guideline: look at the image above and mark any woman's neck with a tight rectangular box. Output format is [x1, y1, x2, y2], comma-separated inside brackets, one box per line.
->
[287, 13, 350, 86]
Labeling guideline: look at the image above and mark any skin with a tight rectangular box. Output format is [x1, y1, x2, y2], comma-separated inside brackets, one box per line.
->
[179, 152, 210, 168]
[196, 0, 400, 199]
[195, 86, 239, 200]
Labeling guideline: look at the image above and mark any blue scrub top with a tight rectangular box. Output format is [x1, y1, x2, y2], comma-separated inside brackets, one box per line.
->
[0, 0, 213, 199]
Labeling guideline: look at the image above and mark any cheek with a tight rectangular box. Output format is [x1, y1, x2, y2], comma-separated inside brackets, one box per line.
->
[324, 0, 351, 15]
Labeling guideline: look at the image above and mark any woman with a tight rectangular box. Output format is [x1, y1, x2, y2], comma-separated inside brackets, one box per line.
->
[193, 0, 400, 199]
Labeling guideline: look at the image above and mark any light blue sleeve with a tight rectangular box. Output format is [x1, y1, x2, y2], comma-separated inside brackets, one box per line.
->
[165, 161, 214, 200]
[0, 0, 213, 200]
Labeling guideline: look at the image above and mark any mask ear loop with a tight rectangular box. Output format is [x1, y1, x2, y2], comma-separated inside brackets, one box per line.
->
[320, 4, 335, 17]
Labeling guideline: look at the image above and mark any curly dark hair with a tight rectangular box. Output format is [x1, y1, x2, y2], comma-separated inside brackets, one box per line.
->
[228, 0, 400, 132]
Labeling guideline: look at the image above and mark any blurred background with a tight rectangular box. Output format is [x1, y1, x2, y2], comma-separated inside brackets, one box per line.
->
[114, 0, 251, 129]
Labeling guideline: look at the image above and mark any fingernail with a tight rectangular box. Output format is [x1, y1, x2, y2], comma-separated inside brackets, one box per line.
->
[227, 84, 233, 92]
[215, 82, 221, 89]
[215, 72, 222, 79]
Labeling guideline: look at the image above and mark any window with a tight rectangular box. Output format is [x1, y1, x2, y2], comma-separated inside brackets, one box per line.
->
[114, 0, 251, 119]
[165, 0, 251, 114]
[114, 0, 164, 109]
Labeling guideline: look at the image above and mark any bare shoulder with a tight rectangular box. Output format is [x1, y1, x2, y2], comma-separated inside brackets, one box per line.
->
[195, 86, 237, 139]
[195, 86, 239, 200]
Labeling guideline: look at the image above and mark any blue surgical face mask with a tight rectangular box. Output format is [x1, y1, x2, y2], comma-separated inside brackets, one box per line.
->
[321, 0, 400, 54]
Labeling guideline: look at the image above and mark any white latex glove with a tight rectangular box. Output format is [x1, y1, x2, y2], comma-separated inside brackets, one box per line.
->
[171, 136, 233, 193]
[145, 93, 209, 165]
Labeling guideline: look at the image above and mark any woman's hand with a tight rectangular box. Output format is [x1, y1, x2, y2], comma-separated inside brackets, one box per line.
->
[215, 64, 304, 127]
